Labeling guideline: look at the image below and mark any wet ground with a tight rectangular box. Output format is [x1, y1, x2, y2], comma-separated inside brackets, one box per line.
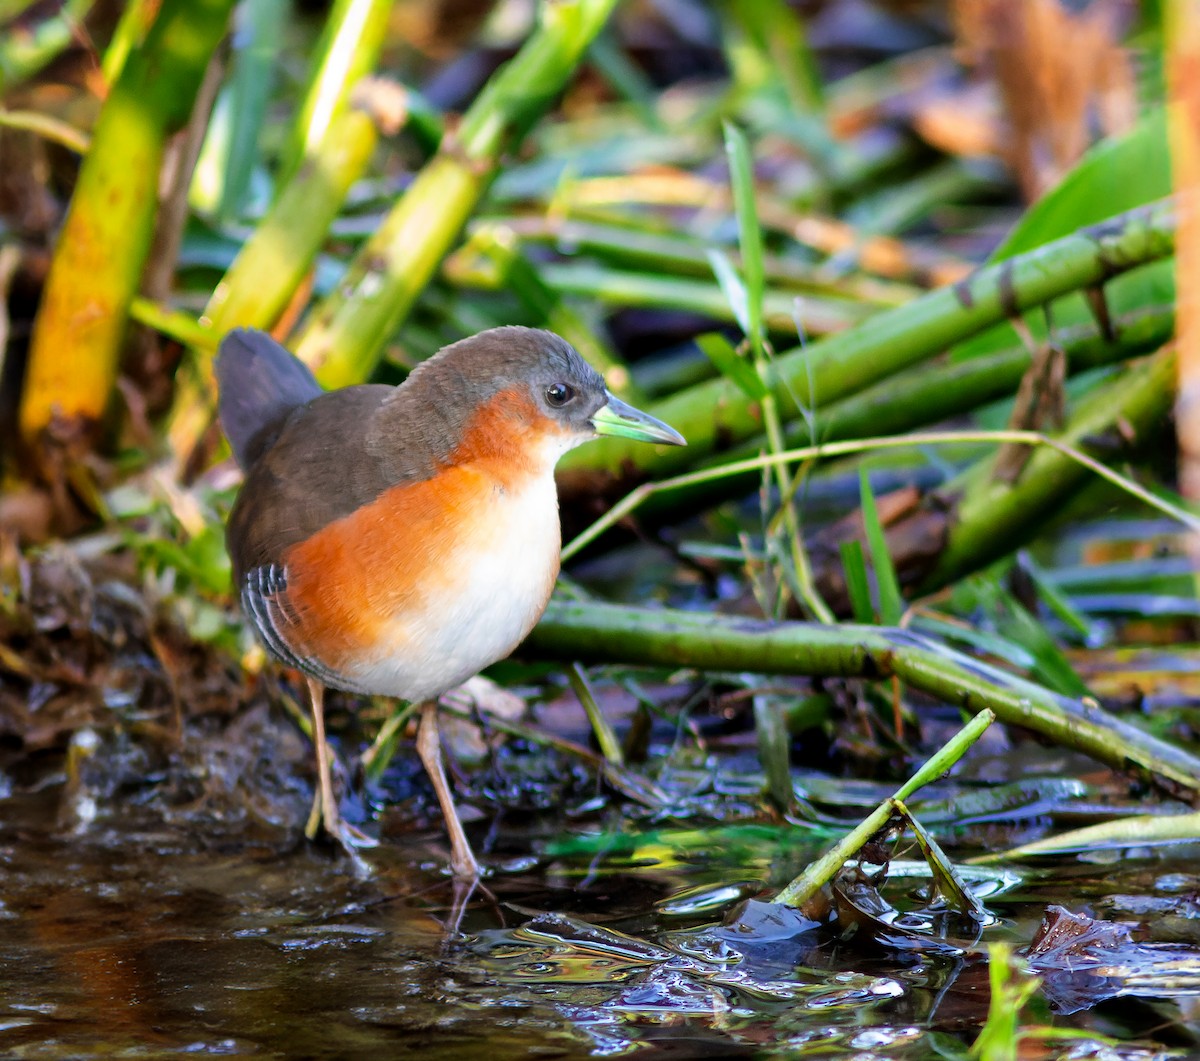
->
[3, 745, 1200, 1061]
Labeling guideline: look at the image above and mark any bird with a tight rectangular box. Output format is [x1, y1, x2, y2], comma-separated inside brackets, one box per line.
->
[216, 326, 685, 877]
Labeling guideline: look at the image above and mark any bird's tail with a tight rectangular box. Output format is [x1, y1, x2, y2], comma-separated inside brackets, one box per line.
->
[216, 329, 323, 470]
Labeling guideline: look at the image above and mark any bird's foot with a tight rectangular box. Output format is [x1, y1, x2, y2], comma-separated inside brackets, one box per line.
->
[304, 787, 379, 850]
[333, 819, 380, 850]
[449, 844, 481, 880]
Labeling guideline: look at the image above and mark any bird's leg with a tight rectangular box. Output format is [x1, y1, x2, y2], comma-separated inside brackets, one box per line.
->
[416, 700, 480, 879]
[306, 676, 340, 840]
[304, 676, 378, 851]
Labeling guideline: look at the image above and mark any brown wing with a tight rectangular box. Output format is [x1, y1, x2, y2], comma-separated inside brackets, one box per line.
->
[225, 386, 401, 580]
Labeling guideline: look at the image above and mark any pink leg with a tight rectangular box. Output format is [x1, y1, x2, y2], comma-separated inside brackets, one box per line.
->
[416, 700, 480, 878]
[305, 676, 377, 851]
[306, 676, 341, 838]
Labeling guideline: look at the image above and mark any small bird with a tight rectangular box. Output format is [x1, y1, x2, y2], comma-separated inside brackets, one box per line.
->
[216, 326, 684, 877]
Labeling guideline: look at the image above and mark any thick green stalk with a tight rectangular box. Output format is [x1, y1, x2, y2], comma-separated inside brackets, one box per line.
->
[492, 217, 917, 305]
[280, 0, 392, 186]
[527, 599, 1200, 794]
[166, 105, 383, 464]
[208, 108, 380, 333]
[637, 305, 1174, 520]
[295, 0, 622, 388]
[17, 0, 234, 461]
[561, 199, 1178, 481]
[169, 0, 397, 463]
[302, 154, 479, 386]
[917, 344, 1177, 592]
[543, 262, 871, 336]
[809, 305, 1173, 444]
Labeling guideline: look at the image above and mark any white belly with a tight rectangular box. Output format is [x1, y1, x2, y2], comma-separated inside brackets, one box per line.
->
[344, 471, 562, 702]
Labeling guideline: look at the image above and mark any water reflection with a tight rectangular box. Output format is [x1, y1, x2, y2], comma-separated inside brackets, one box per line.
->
[1, 780, 1194, 1059]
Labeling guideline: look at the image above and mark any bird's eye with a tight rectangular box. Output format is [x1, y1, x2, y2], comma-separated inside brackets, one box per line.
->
[545, 382, 575, 407]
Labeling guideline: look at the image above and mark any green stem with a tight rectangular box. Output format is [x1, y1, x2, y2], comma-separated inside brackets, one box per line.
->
[167, 99, 385, 467]
[969, 810, 1200, 863]
[561, 426, 1200, 561]
[209, 105, 381, 333]
[538, 261, 871, 335]
[762, 382, 833, 621]
[647, 305, 1174, 521]
[526, 600, 1200, 794]
[295, 0, 622, 388]
[280, 0, 392, 185]
[360, 702, 418, 782]
[0, 107, 89, 153]
[807, 305, 1173, 444]
[918, 345, 1176, 592]
[567, 663, 624, 766]
[129, 297, 218, 351]
[772, 710, 995, 908]
[490, 216, 917, 305]
[561, 199, 1178, 481]
[17, 0, 234, 459]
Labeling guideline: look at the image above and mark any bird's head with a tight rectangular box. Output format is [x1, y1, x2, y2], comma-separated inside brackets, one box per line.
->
[409, 327, 685, 466]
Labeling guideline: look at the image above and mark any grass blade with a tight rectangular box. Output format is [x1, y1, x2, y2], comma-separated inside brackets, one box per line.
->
[722, 120, 766, 357]
[839, 539, 875, 624]
[753, 694, 794, 811]
[858, 468, 904, 626]
[694, 331, 767, 401]
[217, 0, 286, 220]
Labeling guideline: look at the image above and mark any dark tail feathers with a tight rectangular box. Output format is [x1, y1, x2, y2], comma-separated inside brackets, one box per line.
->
[216, 329, 323, 470]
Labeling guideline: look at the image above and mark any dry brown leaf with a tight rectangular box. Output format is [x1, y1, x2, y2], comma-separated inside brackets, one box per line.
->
[952, 0, 1137, 200]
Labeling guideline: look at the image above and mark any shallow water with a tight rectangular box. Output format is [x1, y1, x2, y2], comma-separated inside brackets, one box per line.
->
[3, 772, 1198, 1061]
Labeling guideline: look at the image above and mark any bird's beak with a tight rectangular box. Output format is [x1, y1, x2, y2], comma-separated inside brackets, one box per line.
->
[592, 392, 686, 446]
